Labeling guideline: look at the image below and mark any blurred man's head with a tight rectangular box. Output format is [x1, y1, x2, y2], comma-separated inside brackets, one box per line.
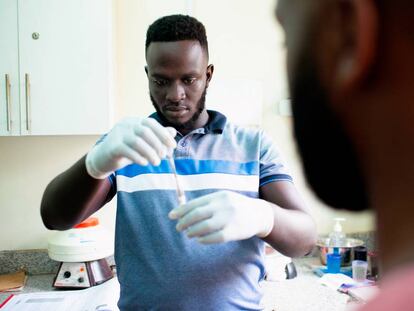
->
[145, 15, 213, 133]
[276, 0, 414, 211]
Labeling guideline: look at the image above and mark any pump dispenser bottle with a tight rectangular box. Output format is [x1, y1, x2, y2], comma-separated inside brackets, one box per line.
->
[328, 218, 346, 247]
[326, 218, 346, 273]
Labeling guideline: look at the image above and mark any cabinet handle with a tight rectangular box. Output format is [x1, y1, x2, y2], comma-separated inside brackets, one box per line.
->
[5, 74, 11, 132]
[25, 73, 31, 131]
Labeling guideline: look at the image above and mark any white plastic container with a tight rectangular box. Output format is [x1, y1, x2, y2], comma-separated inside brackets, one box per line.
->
[48, 217, 114, 262]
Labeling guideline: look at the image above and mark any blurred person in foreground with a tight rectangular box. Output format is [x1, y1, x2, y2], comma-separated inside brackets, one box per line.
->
[276, 0, 414, 309]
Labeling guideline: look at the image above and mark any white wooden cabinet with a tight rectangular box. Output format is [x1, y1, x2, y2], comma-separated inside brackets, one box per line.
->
[0, 0, 20, 136]
[0, 0, 112, 136]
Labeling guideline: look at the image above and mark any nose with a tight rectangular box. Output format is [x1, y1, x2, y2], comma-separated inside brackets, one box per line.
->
[166, 82, 186, 103]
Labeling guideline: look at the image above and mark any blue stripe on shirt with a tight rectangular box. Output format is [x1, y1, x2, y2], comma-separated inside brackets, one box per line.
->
[259, 174, 293, 187]
[116, 159, 260, 177]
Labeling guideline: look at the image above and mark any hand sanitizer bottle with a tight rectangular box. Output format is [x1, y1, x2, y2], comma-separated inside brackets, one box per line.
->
[328, 218, 346, 248]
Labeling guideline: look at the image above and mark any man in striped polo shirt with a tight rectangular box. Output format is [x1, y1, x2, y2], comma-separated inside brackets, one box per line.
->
[41, 14, 316, 311]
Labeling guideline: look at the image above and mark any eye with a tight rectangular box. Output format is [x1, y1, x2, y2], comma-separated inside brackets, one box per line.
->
[183, 77, 196, 85]
[152, 78, 168, 86]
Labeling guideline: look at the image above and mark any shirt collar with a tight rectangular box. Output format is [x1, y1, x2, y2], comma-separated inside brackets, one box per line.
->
[149, 110, 227, 135]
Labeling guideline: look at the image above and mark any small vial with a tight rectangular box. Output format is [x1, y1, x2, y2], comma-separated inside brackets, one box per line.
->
[368, 251, 379, 280]
[352, 260, 368, 282]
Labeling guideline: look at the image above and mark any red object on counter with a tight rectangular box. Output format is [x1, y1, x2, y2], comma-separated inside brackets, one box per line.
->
[0, 295, 14, 309]
[74, 217, 99, 229]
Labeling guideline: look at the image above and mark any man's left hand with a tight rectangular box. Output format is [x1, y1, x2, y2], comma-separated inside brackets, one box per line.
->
[168, 191, 274, 244]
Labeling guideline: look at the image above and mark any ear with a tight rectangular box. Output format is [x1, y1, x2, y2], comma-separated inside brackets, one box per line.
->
[206, 64, 214, 87]
[144, 66, 149, 76]
[334, 0, 379, 97]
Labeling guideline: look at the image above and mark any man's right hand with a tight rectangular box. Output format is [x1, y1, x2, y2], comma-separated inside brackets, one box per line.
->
[85, 117, 177, 179]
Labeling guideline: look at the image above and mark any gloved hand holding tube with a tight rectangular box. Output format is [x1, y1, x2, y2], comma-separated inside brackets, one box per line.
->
[85, 117, 177, 179]
[168, 191, 275, 244]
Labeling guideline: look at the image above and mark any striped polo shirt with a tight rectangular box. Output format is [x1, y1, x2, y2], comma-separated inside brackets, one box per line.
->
[108, 110, 292, 311]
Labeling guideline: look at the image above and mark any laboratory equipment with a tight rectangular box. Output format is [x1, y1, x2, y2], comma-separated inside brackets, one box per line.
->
[48, 217, 114, 288]
[168, 155, 186, 205]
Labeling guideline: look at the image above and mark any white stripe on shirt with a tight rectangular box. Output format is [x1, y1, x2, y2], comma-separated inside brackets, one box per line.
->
[116, 173, 259, 193]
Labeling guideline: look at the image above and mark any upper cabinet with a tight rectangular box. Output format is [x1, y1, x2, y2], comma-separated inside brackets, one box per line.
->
[0, 0, 19, 136]
[0, 0, 113, 136]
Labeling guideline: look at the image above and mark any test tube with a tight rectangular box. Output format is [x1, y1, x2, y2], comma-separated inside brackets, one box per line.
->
[168, 155, 186, 205]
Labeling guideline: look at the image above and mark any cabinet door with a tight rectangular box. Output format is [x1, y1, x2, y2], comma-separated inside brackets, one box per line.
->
[0, 0, 20, 136]
[18, 0, 112, 135]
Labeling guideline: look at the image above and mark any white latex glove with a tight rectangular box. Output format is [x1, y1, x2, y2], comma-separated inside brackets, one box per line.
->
[168, 190, 274, 244]
[85, 117, 177, 179]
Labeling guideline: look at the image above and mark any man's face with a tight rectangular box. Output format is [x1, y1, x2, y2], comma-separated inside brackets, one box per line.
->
[146, 40, 212, 132]
[276, 0, 368, 211]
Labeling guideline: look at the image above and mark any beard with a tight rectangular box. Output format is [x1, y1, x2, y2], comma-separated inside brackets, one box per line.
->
[150, 87, 207, 132]
[290, 51, 369, 211]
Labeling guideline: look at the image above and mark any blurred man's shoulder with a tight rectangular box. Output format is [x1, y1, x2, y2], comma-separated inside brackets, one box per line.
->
[357, 264, 414, 311]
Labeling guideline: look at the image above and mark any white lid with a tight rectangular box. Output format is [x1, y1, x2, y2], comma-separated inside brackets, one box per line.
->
[48, 224, 114, 262]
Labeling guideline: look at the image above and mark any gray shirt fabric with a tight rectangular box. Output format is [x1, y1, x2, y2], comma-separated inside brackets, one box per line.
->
[107, 110, 292, 310]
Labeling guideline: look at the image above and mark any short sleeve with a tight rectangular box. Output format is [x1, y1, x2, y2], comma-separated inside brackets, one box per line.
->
[259, 130, 293, 187]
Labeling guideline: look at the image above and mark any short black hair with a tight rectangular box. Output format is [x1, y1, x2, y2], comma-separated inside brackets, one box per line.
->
[145, 14, 209, 57]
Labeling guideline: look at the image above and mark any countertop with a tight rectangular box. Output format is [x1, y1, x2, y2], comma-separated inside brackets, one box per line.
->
[261, 257, 356, 311]
[0, 257, 360, 311]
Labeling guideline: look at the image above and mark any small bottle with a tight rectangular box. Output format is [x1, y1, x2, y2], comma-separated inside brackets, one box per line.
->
[328, 218, 347, 247]
[368, 251, 379, 281]
[326, 253, 342, 273]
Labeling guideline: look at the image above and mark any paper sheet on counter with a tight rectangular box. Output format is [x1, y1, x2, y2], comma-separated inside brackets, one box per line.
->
[0, 270, 27, 292]
[318, 273, 356, 290]
[0, 277, 120, 311]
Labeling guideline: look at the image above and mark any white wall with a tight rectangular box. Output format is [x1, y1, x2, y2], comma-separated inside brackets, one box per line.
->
[0, 136, 117, 250]
[0, 0, 373, 251]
